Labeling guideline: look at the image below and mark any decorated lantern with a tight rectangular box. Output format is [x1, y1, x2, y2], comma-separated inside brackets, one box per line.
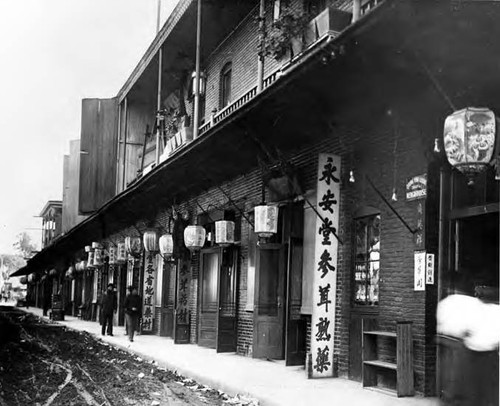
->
[254, 204, 279, 238]
[93, 249, 103, 267]
[443, 107, 496, 183]
[159, 233, 174, 258]
[27, 273, 34, 283]
[117, 243, 127, 263]
[84, 245, 92, 252]
[191, 70, 207, 97]
[215, 220, 235, 246]
[143, 230, 159, 253]
[108, 246, 116, 265]
[183, 225, 206, 251]
[87, 251, 95, 268]
[125, 236, 142, 257]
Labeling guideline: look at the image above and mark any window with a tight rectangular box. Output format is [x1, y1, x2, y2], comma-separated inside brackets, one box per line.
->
[353, 214, 380, 306]
[220, 62, 232, 108]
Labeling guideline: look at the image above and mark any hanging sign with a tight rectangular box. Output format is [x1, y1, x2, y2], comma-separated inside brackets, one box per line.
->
[406, 174, 427, 201]
[426, 253, 435, 285]
[141, 253, 156, 332]
[414, 251, 426, 291]
[311, 153, 340, 378]
[176, 261, 191, 329]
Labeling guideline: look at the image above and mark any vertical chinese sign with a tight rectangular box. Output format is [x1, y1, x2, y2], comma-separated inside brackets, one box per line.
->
[141, 253, 156, 332]
[176, 261, 190, 327]
[311, 153, 340, 378]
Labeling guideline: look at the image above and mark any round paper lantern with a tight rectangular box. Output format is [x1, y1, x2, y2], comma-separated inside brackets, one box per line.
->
[254, 204, 279, 238]
[117, 243, 127, 263]
[108, 246, 116, 265]
[143, 230, 159, 253]
[184, 225, 206, 251]
[215, 220, 235, 246]
[159, 233, 174, 257]
[444, 107, 496, 182]
[125, 236, 142, 257]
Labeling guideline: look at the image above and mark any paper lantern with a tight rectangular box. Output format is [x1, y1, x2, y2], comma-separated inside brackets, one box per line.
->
[254, 204, 279, 238]
[444, 107, 496, 182]
[125, 236, 142, 257]
[28, 273, 34, 283]
[65, 266, 75, 279]
[108, 246, 116, 265]
[143, 230, 159, 253]
[159, 233, 174, 257]
[93, 249, 103, 267]
[184, 225, 206, 251]
[85, 245, 92, 252]
[49, 269, 58, 276]
[87, 251, 95, 268]
[215, 220, 235, 246]
[92, 242, 102, 249]
[117, 243, 127, 263]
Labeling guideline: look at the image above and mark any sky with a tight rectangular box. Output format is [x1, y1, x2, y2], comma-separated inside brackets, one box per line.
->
[0, 0, 178, 254]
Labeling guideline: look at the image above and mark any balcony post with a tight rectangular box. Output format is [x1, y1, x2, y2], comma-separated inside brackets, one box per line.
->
[193, 0, 202, 139]
[257, 0, 265, 93]
[352, 0, 361, 23]
[155, 0, 162, 165]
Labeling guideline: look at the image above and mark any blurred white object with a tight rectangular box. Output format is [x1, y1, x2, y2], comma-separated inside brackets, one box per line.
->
[437, 294, 500, 351]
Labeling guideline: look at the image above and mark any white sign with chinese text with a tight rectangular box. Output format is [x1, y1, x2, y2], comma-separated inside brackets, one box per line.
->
[426, 253, 435, 285]
[141, 253, 157, 332]
[311, 153, 340, 378]
[414, 251, 426, 291]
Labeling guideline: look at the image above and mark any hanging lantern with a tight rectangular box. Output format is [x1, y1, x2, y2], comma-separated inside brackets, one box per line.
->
[125, 236, 142, 257]
[65, 266, 75, 279]
[49, 268, 58, 276]
[254, 204, 279, 238]
[159, 233, 174, 258]
[27, 273, 34, 283]
[191, 71, 207, 97]
[143, 230, 159, 253]
[184, 225, 206, 251]
[443, 107, 496, 183]
[87, 251, 95, 268]
[93, 249, 103, 267]
[108, 246, 116, 265]
[85, 245, 92, 252]
[92, 242, 102, 249]
[81, 260, 88, 271]
[215, 220, 235, 246]
[116, 243, 127, 263]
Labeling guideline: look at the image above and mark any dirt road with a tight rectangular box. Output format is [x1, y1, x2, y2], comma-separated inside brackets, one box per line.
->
[0, 307, 231, 406]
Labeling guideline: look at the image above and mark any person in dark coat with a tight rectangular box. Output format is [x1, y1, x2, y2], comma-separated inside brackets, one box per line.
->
[101, 283, 117, 336]
[123, 286, 141, 342]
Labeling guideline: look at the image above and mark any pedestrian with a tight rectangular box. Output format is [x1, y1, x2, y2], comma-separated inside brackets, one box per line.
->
[123, 286, 141, 342]
[101, 283, 117, 336]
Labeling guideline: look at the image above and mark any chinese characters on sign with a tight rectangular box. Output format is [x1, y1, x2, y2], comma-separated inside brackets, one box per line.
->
[141, 253, 156, 332]
[311, 154, 340, 378]
[426, 253, 435, 285]
[176, 262, 190, 325]
[414, 251, 426, 291]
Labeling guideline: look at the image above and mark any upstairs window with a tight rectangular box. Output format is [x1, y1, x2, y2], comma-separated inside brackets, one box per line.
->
[220, 62, 232, 109]
[353, 214, 380, 306]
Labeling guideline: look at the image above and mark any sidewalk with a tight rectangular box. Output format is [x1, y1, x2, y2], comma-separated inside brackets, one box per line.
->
[23, 307, 440, 406]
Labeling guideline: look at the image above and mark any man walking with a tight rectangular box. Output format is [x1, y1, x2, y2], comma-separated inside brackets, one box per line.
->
[101, 283, 117, 336]
[124, 286, 141, 342]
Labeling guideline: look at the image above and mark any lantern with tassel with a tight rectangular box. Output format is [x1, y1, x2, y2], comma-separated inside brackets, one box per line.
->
[159, 233, 174, 258]
[215, 220, 235, 246]
[254, 204, 279, 238]
[184, 225, 206, 251]
[143, 230, 159, 253]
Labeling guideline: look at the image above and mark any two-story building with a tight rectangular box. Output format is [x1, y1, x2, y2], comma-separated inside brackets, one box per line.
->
[18, 0, 499, 400]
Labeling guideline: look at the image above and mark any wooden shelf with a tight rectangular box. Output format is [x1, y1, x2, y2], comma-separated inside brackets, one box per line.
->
[363, 360, 397, 370]
[362, 320, 414, 397]
[363, 330, 397, 338]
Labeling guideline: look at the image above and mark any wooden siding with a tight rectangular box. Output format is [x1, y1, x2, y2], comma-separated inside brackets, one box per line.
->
[79, 98, 119, 214]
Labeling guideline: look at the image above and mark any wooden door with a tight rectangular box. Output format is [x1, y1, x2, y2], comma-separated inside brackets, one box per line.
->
[217, 248, 238, 353]
[198, 248, 221, 348]
[160, 260, 176, 337]
[253, 244, 286, 359]
[174, 259, 191, 344]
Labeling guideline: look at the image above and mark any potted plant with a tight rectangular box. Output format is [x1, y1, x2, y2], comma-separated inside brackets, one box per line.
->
[263, 5, 312, 60]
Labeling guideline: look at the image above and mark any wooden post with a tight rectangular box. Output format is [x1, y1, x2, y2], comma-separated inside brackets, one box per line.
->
[121, 97, 128, 191]
[193, 0, 202, 139]
[257, 0, 265, 93]
[352, 0, 361, 23]
[155, 47, 163, 165]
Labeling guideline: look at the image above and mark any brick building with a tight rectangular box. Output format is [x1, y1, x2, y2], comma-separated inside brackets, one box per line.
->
[17, 0, 500, 400]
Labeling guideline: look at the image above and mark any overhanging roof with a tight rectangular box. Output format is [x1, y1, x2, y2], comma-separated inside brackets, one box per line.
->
[25, 0, 500, 274]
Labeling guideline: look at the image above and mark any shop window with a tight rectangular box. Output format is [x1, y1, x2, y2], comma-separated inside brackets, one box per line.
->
[353, 214, 380, 306]
[220, 62, 232, 109]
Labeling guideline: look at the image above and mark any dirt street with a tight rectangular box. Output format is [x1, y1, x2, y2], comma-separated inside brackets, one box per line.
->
[0, 307, 229, 406]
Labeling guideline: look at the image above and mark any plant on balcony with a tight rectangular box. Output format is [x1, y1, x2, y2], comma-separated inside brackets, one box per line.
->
[262, 6, 312, 60]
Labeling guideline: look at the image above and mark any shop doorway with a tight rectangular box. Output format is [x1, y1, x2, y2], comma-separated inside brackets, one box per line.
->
[159, 260, 176, 337]
[198, 247, 238, 352]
